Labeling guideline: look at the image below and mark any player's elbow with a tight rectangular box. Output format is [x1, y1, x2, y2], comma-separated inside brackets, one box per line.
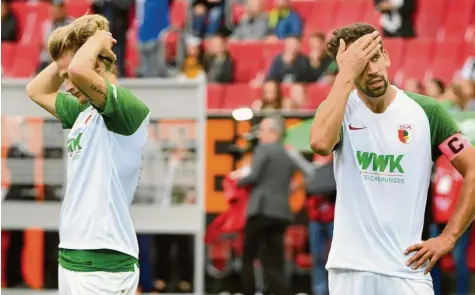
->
[67, 65, 89, 84]
[26, 82, 41, 102]
[310, 136, 333, 156]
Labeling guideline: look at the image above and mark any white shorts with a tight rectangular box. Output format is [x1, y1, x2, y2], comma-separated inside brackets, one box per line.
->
[58, 264, 140, 295]
[328, 269, 434, 295]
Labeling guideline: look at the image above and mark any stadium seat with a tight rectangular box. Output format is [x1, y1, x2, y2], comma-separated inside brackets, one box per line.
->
[304, 0, 338, 37]
[222, 84, 256, 109]
[9, 2, 30, 42]
[65, 2, 91, 18]
[415, 0, 446, 39]
[207, 84, 225, 109]
[29, 2, 51, 45]
[331, 0, 366, 31]
[438, 0, 474, 41]
[428, 40, 463, 83]
[11, 44, 41, 78]
[1, 42, 17, 76]
[295, 253, 312, 270]
[125, 28, 139, 77]
[305, 83, 331, 110]
[170, 0, 188, 28]
[291, 1, 316, 24]
[228, 42, 264, 83]
[383, 38, 405, 78]
[397, 39, 435, 84]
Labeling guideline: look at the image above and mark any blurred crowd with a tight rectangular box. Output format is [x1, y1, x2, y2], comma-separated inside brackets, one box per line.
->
[2, 0, 475, 111]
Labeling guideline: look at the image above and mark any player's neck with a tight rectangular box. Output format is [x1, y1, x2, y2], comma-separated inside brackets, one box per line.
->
[358, 85, 397, 114]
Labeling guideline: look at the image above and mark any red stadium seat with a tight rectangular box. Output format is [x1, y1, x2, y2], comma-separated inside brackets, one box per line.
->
[207, 84, 225, 109]
[397, 39, 435, 84]
[438, 0, 474, 41]
[9, 2, 30, 42]
[228, 42, 264, 83]
[415, 0, 447, 39]
[29, 2, 51, 45]
[125, 29, 139, 77]
[11, 44, 41, 78]
[295, 253, 312, 270]
[65, 2, 91, 18]
[305, 84, 331, 110]
[170, 0, 188, 28]
[285, 225, 307, 252]
[1, 42, 17, 76]
[222, 84, 256, 109]
[383, 38, 406, 78]
[304, 0, 338, 37]
[428, 40, 463, 83]
[291, 1, 316, 24]
[331, 0, 366, 31]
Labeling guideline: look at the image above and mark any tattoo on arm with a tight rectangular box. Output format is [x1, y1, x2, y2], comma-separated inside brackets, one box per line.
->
[90, 84, 107, 98]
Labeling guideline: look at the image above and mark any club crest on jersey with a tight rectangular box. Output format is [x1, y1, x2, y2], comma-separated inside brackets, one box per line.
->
[398, 124, 413, 144]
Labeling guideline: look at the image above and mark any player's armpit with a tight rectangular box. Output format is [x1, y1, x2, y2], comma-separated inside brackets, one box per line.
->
[98, 80, 150, 136]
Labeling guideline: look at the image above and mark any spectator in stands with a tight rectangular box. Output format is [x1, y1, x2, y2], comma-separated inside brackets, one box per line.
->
[266, 0, 302, 41]
[287, 83, 306, 109]
[252, 80, 288, 111]
[192, 0, 225, 38]
[266, 35, 310, 84]
[424, 78, 445, 101]
[203, 34, 233, 83]
[1, 0, 17, 42]
[307, 32, 333, 83]
[231, 0, 268, 41]
[136, 0, 170, 77]
[37, 0, 73, 73]
[307, 154, 335, 295]
[92, 0, 133, 77]
[178, 36, 205, 80]
[375, 0, 416, 38]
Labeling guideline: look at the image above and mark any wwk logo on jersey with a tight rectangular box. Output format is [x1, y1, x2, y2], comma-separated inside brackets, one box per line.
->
[357, 151, 405, 184]
[398, 124, 414, 144]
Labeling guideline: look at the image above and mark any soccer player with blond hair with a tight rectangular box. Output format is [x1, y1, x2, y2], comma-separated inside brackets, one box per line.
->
[26, 14, 150, 294]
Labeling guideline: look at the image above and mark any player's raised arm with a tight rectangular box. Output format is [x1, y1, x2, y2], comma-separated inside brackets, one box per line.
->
[405, 103, 475, 274]
[26, 62, 63, 118]
[310, 31, 381, 155]
[67, 30, 117, 110]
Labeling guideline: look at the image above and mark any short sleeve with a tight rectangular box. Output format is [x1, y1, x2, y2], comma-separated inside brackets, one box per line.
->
[428, 101, 461, 160]
[98, 80, 150, 136]
[55, 92, 88, 129]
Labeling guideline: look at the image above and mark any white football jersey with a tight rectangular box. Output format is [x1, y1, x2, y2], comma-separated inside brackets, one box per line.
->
[56, 81, 150, 259]
[326, 87, 460, 281]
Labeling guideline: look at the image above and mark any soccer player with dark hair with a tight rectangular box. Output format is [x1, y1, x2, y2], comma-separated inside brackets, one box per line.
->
[310, 22, 475, 295]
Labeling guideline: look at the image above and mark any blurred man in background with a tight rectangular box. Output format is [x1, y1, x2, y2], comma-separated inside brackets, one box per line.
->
[234, 114, 298, 295]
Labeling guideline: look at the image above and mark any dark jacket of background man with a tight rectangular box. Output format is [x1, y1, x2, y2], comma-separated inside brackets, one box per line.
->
[237, 115, 297, 295]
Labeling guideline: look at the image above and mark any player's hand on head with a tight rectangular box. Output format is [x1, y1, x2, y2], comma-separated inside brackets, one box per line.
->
[404, 235, 455, 275]
[93, 30, 117, 62]
[336, 31, 381, 80]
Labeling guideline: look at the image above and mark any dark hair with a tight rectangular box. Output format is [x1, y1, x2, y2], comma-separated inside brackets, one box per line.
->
[327, 22, 379, 59]
[431, 78, 446, 93]
[261, 80, 283, 110]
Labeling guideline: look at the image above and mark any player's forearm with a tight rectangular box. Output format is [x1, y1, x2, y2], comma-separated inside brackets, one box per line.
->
[26, 62, 63, 99]
[310, 73, 353, 155]
[68, 36, 103, 77]
[441, 171, 475, 245]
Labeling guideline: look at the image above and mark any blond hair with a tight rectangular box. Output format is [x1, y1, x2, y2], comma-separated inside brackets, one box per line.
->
[48, 14, 110, 61]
